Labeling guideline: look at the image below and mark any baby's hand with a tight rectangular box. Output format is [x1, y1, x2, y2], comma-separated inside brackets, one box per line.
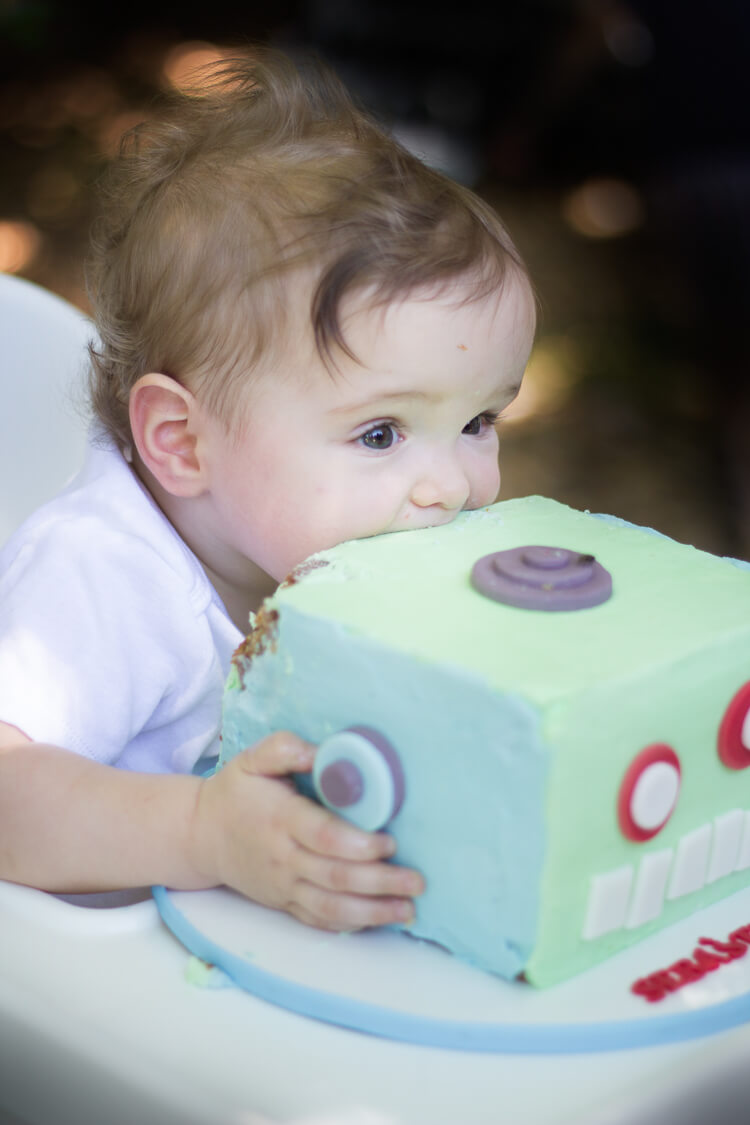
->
[190, 732, 424, 930]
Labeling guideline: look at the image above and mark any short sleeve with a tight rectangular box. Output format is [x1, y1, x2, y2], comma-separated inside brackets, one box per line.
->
[0, 513, 223, 769]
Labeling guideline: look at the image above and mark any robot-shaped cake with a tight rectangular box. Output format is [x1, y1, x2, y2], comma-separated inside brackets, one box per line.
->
[220, 496, 750, 987]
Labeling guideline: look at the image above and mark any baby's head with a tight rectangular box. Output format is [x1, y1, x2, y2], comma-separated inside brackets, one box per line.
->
[86, 47, 535, 453]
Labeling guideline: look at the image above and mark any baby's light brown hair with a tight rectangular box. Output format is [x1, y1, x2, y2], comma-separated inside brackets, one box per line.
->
[87, 47, 530, 449]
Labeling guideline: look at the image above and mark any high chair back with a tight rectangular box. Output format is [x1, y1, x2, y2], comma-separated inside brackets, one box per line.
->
[0, 274, 93, 546]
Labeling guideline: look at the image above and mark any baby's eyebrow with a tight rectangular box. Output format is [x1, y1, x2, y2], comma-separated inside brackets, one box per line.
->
[327, 389, 438, 415]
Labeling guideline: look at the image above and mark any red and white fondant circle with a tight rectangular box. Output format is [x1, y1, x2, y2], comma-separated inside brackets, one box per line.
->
[718, 681, 750, 770]
[618, 743, 681, 842]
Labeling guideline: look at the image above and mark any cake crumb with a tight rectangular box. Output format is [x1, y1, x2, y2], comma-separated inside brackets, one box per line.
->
[281, 557, 330, 588]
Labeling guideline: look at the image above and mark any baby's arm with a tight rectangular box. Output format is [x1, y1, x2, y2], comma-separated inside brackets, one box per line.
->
[0, 722, 423, 929]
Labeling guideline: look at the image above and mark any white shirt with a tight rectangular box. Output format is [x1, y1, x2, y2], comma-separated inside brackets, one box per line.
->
[0, 434, 242, 773]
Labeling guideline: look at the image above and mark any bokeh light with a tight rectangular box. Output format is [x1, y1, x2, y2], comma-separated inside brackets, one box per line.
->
[0, 221, 42, 274]
[96, 109, 150, 157]
[504, 338, 582, 424]
[562, 178, 645, 239]
[162, 41, 240, 94]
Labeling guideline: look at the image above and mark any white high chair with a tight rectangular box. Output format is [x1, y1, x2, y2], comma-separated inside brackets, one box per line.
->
[0, 273, 92, 546]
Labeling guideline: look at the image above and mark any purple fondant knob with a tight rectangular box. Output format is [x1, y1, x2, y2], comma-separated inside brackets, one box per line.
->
[471, 544, 612, 611]
[318, 759, 364, 808]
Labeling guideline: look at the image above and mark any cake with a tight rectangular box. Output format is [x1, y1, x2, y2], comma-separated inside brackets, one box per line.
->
[219, 496, 750, 988]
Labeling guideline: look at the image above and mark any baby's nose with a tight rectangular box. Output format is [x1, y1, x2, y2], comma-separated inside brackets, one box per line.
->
[410, 455, 471, 511]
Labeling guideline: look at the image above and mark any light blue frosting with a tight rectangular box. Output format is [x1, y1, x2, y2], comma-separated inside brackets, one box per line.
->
[222, 606, 548, 979]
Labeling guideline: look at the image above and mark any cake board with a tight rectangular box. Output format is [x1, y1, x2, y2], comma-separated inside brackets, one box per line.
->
[153, 882, 750, 1053]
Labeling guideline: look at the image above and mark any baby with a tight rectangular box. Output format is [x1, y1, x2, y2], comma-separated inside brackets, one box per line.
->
[0, 49, 536, 931]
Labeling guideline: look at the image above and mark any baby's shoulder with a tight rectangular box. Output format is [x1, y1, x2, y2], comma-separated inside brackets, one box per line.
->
[2, 481, 202, 612]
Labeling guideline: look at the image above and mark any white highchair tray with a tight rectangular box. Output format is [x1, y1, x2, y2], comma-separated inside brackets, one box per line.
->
[154, 882, 750, 1052]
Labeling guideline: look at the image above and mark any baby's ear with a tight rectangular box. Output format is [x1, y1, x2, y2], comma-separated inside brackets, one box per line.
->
[129, 374, 207, 497]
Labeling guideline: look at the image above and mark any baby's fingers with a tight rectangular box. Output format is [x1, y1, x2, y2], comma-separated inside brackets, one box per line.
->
[236, 731, 316, 778]
[298, 849, 424, 903]
[289, 792, 396, 862]
[291, 884, 417, 932]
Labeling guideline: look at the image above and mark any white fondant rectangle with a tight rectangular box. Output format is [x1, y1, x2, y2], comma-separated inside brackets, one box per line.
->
[707, 809, 744, 883]
[626, 849, 673, 929]
[582, 866, 634, 941]
[666, 822, 711, 899]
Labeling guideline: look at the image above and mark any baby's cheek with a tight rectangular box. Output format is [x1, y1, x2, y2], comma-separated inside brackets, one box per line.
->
[471, 461, 501, 508]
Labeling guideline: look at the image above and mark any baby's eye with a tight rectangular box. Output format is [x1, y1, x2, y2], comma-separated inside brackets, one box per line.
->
[359, 424, 398, 450]
[463, 411, 500, 436]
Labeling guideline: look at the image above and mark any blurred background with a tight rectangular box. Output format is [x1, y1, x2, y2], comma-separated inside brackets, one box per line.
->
[1, 0, 748, 557]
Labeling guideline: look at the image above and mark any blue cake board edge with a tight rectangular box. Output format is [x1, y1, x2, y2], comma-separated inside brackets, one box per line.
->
[151, 885, 750, 1054]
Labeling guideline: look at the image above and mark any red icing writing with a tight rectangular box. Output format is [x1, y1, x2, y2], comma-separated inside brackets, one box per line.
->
[631, 926, 750, 1003]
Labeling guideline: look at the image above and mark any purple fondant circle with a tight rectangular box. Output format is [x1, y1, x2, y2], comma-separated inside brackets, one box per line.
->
[472, 545, 612, 611]
[318, 759, 364, 808]
[521, 546, 572, 570]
